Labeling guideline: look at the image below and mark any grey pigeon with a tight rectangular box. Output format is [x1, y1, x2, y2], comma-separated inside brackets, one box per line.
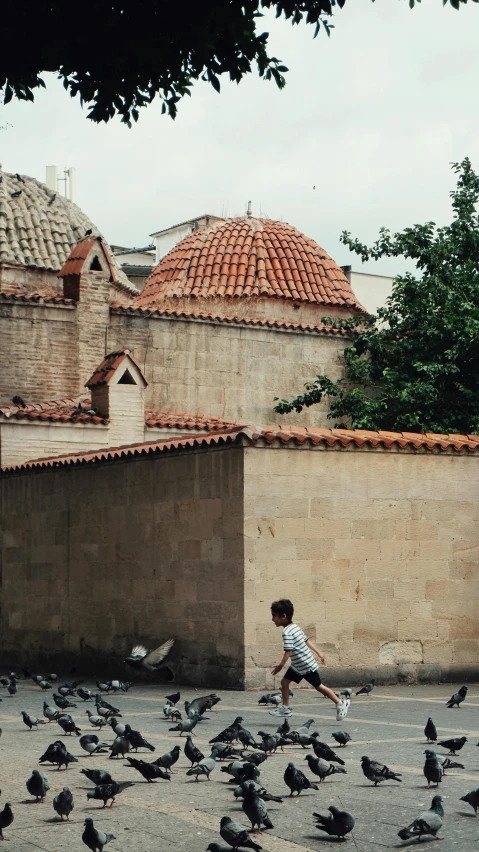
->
[437, 735, 467, 755]
[26, 769, 50, 801]
[77, 688, 93, 701]
[356, 679, 375, 696]
[163, 704, 181, 720]
[210, 716, 244, 744]
[126, 756, 170, 782]
[425, 717, 437, 742]
[82, 816, 115, 851]
[340, 687, 353, 698]
[461, 788, 479, 816]
[53, 787, 74, 821]
[221, 760, 259, 782]
[234, 781, 283, 804]
[169, 714, 201, 736]
[331, 731, 351, 747]
[430, 751, 463, 774]
[219, 815, 262, 850]
[80, 734, 110, 755]
[124, 724, 155, 752]
[22, 711, 45, 730]
[43, 702, 61, 722]
[311, 737, 345, 765]
[398, 795, 444, 841]
[209, 741, 243, 760]
[154, 744, 181, 773]
[446, 685, 467, 708]
[109, 735, 131, 759]
[86, 711, 107, 728]
[245, 752, 267, 767]
[0, 802, 13, 840]
[304, 754, 347, 782]
[424, 750, 443, 788]
[81, 768, 113, 785]
[276, 719, 290, 735]
[184, 735, 204, 766]
[53, 694, 76, 709]
[39, 740, 67, 765]
[108, 717, 125, 735]
[242, 781, 274, 832]
[313, 806, 355, 840]
[186, 693, 221, 716]
[284, 762, 319, 796]
[124, 638, 175, 673]
[257, 732, 277, 755]
[361, 756, 402, 786]
[186, 749, 218, 782]
[238, 728, 258, 749]
[86, 780, 134, 808]
[57, 715, 81, 736]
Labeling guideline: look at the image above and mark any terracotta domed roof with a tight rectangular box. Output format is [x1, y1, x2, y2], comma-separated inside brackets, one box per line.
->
[134, 217, 363, 311]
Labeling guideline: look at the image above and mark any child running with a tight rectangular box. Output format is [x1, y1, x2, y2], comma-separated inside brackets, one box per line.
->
[270, 598, 349, 721]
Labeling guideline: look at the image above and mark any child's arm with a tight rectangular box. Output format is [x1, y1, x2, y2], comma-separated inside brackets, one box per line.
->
[271, 650, 292, 676]
[306, 638, 325, 665]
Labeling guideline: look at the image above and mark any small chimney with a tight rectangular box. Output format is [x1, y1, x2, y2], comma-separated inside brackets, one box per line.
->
[247, 200, 252, 217]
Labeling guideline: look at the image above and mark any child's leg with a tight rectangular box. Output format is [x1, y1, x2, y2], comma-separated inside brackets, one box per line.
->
[281, 678, 293, 707]
[315, 683, 340, 705]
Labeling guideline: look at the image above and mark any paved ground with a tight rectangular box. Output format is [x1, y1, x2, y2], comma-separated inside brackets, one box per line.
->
[1, 679, 479, 851]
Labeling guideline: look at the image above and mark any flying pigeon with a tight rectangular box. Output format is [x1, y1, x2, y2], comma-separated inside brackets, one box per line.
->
[437, 736, 467, 755]
[356, 679, 375, 696]
[425, 717, 437, 742]
[53, 787, 74, 821]
[424, 750, 444, 788]
[361, 756, 402, 786]
[126, 757, 170, 783]
[241, 781, 274, 833]
[313, 806, 355, 840]
[124, 638, 175, 673]
[219, 815, 263, 851]
[284, 762, 319, 797]
[26, 769, 50, 802]
[82, 817, 115, 851]
[460, 788, 479, 816]
[86, 781, 134, 808]
[398, 795, 444, 841]
[81, 768, 114, 786]
[0, 802, 13, 841]
[446, 685, 468, 708]
[304, 754, 347, 782]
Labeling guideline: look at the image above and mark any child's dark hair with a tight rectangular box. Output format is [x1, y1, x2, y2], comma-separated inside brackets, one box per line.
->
[271, 599, 294, 622]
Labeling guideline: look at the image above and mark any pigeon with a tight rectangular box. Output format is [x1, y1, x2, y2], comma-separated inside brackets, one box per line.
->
[184, 736, 204, 766]
[219, 816, 262, 851]
[340, 688, 353, 698]
[12, 395, 26, 407]
[244, 752, 268, 767]
[53, 694, 76, 709]
[210, 716, 244, 744]
[126, 757, 170, 782]
[47, 194, 56, 206]
[242, 781, 274, 833]
[95, 695, 120, 714]
[460, 788, 479, 816]
[108, 717, 125, 736]
[163, 704, 181, 721]
[221, 760, 257, 782]
[77, 688, 93, 701]
[313, 806, 355, 840]
[154, 744, 181, 773]
[56, 749, 78, 770]
[446, 685, 468, 708]
[124, 724, 155, 752]
[425, 718, 438, 742]
[38, 680, 52, 691]
[86, 711, 108, 728]
[186, 750, 218, 782]
[238, 728, 258, 749]
[258, 693, 281, 706]
[53, 787, 74, 821]
[424, 750, 444, 788]
[304, 754, 347, 782]
[85, 228, 93, 236]
[86, 781, 134, 808]
[0, 802, 13, 840]
[428, 751, 463, 774]
[11, 190, 22, 197]
[234, 781, 283, 804]
[21, 711, 45, 730]
[124, 638, 175, 673]
[16, 172, 25, 182]
[169, 714, 202, 736]
[284, 762, 319, 797]
[438, 736, 467, 755]
[283, 719, 314, 742]
[276, 719, 290, 736]
[398, 795, 444, 841]
[81, 768, 114, 786]
[165, 691, 180, 705]
[26, 769, 50, 802]
[39, 741, 67, 765]
[257, 733, 278, 755]
[7, 678, 17, 696]
[356, 679, 375, 696]
[186, 693, 221, 716]
[361, 756, 402, 786]
[209, 741, 243, 761]
[331, 731, 351, 747]
[96, 681, 111, 693]
[311, 737, 345, 765]
[80, 734, 110, 756]
[82, 817, 115, 851]
[109, 735, 131, 759]
[57, 715, 81, 736]
[58, 684, 76, 697]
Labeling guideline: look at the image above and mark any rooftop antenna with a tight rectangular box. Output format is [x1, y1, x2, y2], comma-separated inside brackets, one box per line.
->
[46, 166, 77, 202]
[246, 200, 252, 217]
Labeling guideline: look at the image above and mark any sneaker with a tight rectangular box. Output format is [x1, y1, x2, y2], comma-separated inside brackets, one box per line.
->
[336, 697, 350, 722]
[269, 705, 292, 717]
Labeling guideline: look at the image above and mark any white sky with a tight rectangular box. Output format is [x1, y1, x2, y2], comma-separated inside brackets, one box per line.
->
[0, 0, 478, 276]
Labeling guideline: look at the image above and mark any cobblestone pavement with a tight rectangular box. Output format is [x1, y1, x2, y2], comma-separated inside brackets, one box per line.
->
[1, 679, 479, 851]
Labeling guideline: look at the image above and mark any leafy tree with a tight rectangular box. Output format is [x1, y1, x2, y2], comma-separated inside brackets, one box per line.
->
[0, 0, 475, 124]
[274, 158, 479, 435]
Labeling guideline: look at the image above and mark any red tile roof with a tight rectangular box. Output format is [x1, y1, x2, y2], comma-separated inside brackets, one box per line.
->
[85, 349, 148, 388]
[0, 292, 75, 306]
[110, 304, 357, 336]
[3, 426, 479, 474]
[58, 236, 119, 282]
[134, 218, 365, 311]
[145, 410, 241, 431]
[0, 397, 107, 425]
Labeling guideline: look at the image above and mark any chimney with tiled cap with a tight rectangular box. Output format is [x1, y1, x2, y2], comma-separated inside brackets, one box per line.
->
[85, 350, 148, 446]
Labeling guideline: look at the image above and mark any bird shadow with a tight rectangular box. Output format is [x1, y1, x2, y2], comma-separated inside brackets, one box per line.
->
[457, 810, 477, 818]
[304, 834, 344, 843]
[393, 839, 438, 848]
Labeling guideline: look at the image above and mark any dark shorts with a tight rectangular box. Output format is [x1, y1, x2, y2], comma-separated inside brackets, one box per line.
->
[284, 666, 321, 687]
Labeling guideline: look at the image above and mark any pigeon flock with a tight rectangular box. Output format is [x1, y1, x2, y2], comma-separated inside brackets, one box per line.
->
[0, 667, 477, 849]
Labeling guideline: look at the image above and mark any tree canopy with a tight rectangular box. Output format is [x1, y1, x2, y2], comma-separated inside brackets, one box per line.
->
[0, 0, 476, 125]
[274, 158, 479, 435]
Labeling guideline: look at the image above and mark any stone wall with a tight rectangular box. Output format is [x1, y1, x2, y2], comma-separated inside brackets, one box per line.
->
[0, 447, 245, 686]
[109, 312, 347, 427]
[243, 445, 479, 688]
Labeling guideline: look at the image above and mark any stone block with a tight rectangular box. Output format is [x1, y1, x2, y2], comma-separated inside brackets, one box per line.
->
[351, 520, 396, 540]
[366, 560, 407, 581]
[295, 538, 334, 560]
[333, 539, 381, 561]
[379, 640, 423, 664]
[364, 579, 394, 600]
[452, 640, 479, 663]
[406, 559, 449, 581]
[397, 618, 438, 640]
[422, 640, 454, 664]
[340, 640, 379, 666]
[394, 579, 426, 600]
[406, 520, 439, 540]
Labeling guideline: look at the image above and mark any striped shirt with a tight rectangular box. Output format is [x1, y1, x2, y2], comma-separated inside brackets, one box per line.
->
[282, 623, 318, 675]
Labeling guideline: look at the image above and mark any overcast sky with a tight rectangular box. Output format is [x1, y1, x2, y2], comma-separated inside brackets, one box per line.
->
[1, 0, 478, 276]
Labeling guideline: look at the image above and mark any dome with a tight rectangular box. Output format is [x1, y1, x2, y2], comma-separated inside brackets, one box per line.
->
[0, 169, 132, 289]
[134, 217, 363, 313]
